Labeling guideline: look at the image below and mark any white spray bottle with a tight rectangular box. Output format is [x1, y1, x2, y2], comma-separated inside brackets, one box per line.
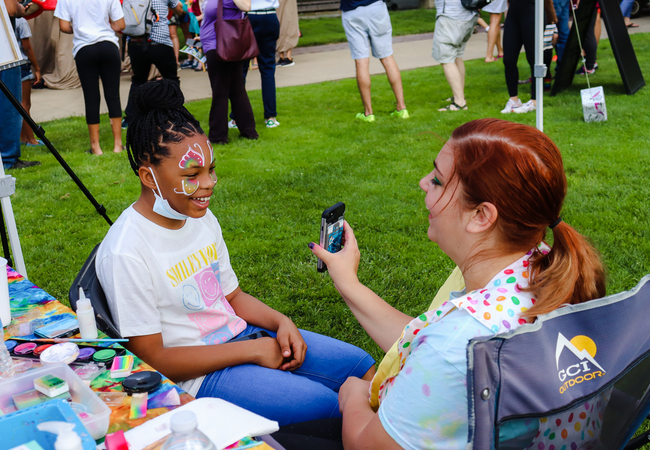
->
[37, 421, 83, 450]
[76, 286, 98, 339]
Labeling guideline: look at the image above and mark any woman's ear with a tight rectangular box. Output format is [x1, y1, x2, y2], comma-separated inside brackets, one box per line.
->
[466, 202, 498, 234]
[139, 166, 157, 191]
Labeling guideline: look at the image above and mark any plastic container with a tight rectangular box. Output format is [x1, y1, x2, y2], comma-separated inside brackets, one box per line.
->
[0, 257, 10, 327]
[75, 288, 98, 340]
[0, 338, 14, 380]
[0, 400, 95, 450]
[0, 363, 110, 440]
[160, 411, 216, 450]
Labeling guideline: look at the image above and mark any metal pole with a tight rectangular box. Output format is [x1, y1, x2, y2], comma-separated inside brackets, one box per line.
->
[534, 0, 546, 132]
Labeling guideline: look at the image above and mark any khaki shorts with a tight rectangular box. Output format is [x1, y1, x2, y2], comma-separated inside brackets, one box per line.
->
[431, 15, 478, 64]
[342, 1, 393, 60]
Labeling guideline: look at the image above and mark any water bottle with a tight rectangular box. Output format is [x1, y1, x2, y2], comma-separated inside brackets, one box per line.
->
[0, 337, 15, 380]
[161, 411, 216, 450]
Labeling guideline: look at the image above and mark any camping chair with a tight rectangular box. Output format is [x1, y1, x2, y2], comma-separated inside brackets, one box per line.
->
[467, 274, 650, 450]
[68, 244, 122, 339]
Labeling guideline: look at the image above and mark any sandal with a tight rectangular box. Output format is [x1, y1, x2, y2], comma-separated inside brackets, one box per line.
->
[445, 96, 454, 103]
[438, 101, 467, 112]
[626, 23, 639, 28]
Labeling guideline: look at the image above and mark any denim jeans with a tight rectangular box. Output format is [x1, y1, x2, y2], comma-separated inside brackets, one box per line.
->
[0, 67, 22, 169]
[243, 13, 280, 119]
[196, 325, 375, 426]
[620, 0, 634, 17]
[553, 0, 571, 62]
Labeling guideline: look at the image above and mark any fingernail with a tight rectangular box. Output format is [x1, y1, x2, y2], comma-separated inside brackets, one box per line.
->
[308, 243, 314, 250]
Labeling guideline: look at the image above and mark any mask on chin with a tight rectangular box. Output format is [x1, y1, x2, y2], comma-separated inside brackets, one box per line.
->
[149, 168, 189, 221]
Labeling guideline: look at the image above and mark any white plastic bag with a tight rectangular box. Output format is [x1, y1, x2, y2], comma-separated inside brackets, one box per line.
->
[581, 86, 607, 122]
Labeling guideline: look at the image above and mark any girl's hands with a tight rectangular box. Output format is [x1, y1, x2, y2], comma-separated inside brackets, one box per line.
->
[276, 317, 307, 371]
[309, 221, 361, 289]
[251, 337, 285, 369]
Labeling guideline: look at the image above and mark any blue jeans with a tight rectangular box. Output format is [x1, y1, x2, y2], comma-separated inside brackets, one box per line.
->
[620, 0, 634, 17]
[0, 67, 22, 168]
[244, 13, 280, 119]
[553, 0, 571, 62]
[196, 326, 375, 426]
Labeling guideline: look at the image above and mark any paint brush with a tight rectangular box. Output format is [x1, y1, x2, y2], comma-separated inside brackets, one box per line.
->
[31, 338, 129, 343]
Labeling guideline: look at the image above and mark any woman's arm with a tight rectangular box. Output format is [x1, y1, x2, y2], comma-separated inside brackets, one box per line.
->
[110, 17, 125, 32]
[59, 19, 73, 34]
[339, 378, 402, 450]
[232, 0, 250, 11]
[21, 38, 41, 84]
[227, 287, 307, 371]
[310, 221, 413, 352]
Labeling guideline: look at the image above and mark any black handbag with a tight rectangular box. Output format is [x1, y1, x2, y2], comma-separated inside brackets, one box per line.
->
[461, 0, 492, 10]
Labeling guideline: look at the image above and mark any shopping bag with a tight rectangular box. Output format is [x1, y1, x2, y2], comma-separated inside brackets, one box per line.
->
[581, 86, 607, 122]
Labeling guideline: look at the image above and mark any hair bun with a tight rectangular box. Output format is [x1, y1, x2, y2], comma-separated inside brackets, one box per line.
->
[134, 79, 186, 115]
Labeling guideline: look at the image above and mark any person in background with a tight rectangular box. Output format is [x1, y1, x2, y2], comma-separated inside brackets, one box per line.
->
[340, 0, 408, 122]
[200, 0, 258, 143]
[1, 0, 40, 170]
[276, 0, 298, 67]
[619, 0, 638, 27]
[14, 17, 42, 147]
[483, 0, 506, 62]
[122, 0, 185, 128]
[553, 0, 570, 69]
[55, 0, 125, 155]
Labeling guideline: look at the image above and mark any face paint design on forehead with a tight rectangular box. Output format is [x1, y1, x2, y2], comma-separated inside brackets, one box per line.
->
[206, 140, 217, 183]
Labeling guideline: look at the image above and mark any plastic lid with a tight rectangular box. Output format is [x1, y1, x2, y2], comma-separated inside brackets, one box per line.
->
[77, 287, 91, 311]
[170, 411, 198, 434]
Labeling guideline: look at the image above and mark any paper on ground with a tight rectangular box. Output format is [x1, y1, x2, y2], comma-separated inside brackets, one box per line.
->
[123, 397, 279, 450]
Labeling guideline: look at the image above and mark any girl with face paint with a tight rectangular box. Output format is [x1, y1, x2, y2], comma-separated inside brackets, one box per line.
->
[95, 80, 376, 427]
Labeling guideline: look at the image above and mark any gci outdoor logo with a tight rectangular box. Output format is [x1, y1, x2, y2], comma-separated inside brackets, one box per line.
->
[555, 333, 606, 394]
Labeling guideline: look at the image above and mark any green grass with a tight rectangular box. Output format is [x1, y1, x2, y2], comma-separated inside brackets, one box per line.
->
[297, 8, 494, 47]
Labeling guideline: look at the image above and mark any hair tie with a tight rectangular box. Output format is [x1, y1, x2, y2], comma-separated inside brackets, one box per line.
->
[549, 217, 562, 229]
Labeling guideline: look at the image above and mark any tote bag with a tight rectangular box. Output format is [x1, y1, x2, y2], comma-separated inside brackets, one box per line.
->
[214, 0, 259, 61]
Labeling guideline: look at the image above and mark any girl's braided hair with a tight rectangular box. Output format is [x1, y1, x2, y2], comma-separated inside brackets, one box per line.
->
[125, 79, 204, 176]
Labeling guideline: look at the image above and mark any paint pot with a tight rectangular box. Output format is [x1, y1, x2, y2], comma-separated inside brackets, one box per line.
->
[0, 257, 10, 327]
[40, 342, 79, 365]
[33, 344, 54, 356]
[14, 342, 37, 355]
[122, 371, 162, 395]
[76, 347, 96, 361]
[5, 340, 17, 352]
[12, 358, 34, 373]
[93, 349, 117, 365]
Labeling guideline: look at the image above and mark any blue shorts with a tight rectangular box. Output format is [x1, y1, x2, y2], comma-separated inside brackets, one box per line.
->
[196, 325, 375, 426]
[20, 63, 33, 82]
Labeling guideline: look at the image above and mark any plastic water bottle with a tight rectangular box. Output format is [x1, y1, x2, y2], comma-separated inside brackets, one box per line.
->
[0, 337, 15, 380]
[161, 411, 216, 450]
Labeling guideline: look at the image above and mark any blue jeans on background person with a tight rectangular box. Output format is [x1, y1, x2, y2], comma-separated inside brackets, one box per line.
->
[0, 67, 23, 169]
[553, 0, 571, 62]
[620, 0, 634, 17]
[196, 325, 375, 426]
[244, 13, 280, 119]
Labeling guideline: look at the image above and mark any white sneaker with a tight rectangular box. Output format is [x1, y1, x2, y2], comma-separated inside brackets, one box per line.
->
[513, 100, 536, 114]
[266, 118, 280, 128]
[228, 120, 238, 129]
[501, 98, 522, 114]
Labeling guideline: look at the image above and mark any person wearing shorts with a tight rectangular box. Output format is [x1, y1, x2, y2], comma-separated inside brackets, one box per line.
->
[483, 0, 507, 62]
[340, 0, 408, 122]
[432, 0, 478, 111]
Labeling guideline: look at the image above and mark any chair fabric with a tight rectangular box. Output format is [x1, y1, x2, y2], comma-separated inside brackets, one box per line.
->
[467, 275, 650, 450]
[68, 243, 122, 339]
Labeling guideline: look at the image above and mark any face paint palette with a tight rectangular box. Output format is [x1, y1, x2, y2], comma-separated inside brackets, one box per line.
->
[7, 339, 126, 365]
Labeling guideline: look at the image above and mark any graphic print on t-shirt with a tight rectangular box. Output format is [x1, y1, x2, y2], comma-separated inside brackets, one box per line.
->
[166, 242, 246, 345]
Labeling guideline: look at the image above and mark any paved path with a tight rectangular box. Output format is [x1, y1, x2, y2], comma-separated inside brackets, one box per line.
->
[30, 15, 650, 123]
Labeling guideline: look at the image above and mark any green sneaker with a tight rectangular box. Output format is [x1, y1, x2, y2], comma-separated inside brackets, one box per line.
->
[390, 108, 410, 119]
[356, 112, 376, 123]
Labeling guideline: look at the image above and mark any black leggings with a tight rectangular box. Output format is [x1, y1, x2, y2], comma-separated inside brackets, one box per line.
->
[271, 418, 344, 450]
[74, 41, 122, 124]
[503, 0, 553, 99]
[583, 9, 598, 70]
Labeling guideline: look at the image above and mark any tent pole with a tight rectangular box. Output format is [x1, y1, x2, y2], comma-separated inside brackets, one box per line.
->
[534, 0, 545, 132]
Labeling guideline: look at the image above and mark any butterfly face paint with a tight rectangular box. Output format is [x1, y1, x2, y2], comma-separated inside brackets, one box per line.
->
[206, 140, 217, 184]
[174, 143, 210, 196]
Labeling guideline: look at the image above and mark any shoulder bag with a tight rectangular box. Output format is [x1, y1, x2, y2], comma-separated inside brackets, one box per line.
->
[214, 0, 259, 61]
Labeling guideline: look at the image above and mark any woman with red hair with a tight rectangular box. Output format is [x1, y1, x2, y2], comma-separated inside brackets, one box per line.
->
[306, 118, 605, 449]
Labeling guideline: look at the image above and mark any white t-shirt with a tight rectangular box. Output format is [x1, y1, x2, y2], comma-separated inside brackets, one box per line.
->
[96, 206, 247, 396]
[54, 0, 124, 57]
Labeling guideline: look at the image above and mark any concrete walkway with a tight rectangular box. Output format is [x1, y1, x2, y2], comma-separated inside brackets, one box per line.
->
[30, 15, 650, 123]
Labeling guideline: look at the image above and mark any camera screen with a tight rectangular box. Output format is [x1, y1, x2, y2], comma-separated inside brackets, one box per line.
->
[326, 219, 344, 253]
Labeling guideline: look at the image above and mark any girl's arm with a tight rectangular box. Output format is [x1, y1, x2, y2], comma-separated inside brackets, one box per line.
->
[309, 221, 413, 352]
[338, 378, 402, 450]
[59, 19, 73, 34]
[227, 287, 307, 371]
[21, 38, 40, 84]
[110, 17, 125, 32]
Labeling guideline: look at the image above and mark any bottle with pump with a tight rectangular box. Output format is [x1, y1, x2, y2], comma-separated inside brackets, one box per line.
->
[161, 411, 216, 450]
[0, 335, 14, 380]
[76, 286, 98, 340]
[37, 421, 83, 450]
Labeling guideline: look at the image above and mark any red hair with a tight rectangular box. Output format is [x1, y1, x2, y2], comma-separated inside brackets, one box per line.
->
[447, 119, 605, 318]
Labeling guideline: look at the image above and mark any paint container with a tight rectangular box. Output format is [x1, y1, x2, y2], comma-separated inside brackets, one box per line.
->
[34, 344, 54, 356]
[122, 371, 162, 395]
[92, 349, 117, 365]
[14, 342, 38, 355]
[40, 343, 80, 365]
[5, 340, 17, 352]
[76, 348, 96, 362]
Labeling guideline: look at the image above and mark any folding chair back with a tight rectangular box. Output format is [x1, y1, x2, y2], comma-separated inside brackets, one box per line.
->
[467, 275, 650, 449]
[68, 243, 122, 339]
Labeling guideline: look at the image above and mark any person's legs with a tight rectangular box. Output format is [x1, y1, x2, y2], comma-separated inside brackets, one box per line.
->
[553, 0, 570, 63]
[124, 43, 152, 125]
[251, 13, 280, 121]
[151, 44, 181, 83]
[503, 3, 523, 100]
[583, 9, 598, 70]
[205, 50, 231, 144]
[0, 67, 23, 168]
[620, 0, 634, 21]
[20, 78, 37, 145]
[379, 56, 405, 112]
[228, 60, 258, 139]
[97, 41, 123, 153]
[519, 6, 537, 100]
[486, 13, 503, 61]
[74, 43, 104, 154]
[354, 58, 373, 116]
[442, 62, 466, 106]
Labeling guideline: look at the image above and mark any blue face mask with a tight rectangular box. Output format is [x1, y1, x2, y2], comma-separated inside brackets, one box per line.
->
[149, 168, 189, 221]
